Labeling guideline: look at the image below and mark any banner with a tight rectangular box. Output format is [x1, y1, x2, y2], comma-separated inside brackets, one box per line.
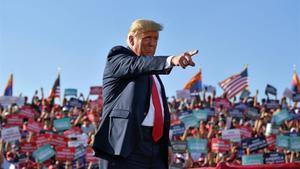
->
[180, 114, 199, 128]
[264, 152, 285, 164]
[170, 123, 185, 137]
[50, 134, 68, 147]
[215, 98, 231, 110]
[171, 141, 188, 153]
[187, 138, 208, 154]
[19, 105, 36, 119]
[33, 144, 55, 163]
[265, 84, 277, 96]
[68, 98, 84, 108]
[0, 96, 24, 108]
[266, 100, 280, 109]
[276, 135, 289, 149]
[1, 126, 21, 142]
[35, 134, 51, 147]
[289, 136, 300, 151]
[211, 138, 230, 153]
[64, 88, 78, 97]
[272, 109, 290, 125]
[266, 134, 276, 150]
[89, 86, 102, 95]
[54, 118, 71, 131]
[222, 129, 241, 143]
[176, 89, 191, 99]
[239, 126, 252, 139]
[6, 114, 23, 127]
[55, 147, 75, 161]
[244, 136, 267, 152]
[193, 109, 208, 121]
[242, 154, 264, 165]
[27, 120, 43, 133]
[20, 142, 37, 153]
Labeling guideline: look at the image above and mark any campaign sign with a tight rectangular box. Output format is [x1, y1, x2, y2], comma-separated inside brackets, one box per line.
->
[54, 118, 71, 131]
[242, 154, 264, 165]
[35, 134, 51, 147]
[85, 147, 99, 164]
[74, 145, 86, 160]
[272, 109, 290, 125]
[247, 107, 259, 120]
[180, 114, 199, 128]
[6, 114, 23, 127]
[234, 103, 248, 112]
[19, 105, 36, 119]
[64, 127, 82, 137]
[1, 126, 21, 142]
[289, 136, 300, 151]
[20, 142, 37, 153]
[264, 153, 285, 164]
[204, 108, 215, 117]
[187, 138, 208, 154]
[68, 98, 84, 108]
[176, 89, 191, 99]
[276, 135, 289, 149]
[51, 134, 68, 147]
[230, 109, 243, 118]
[90, 86, 103, 95]
[33, 144, 55, 163]
[170, 123, 185, 137]
[211, 138, 230, 153]
[171, 141, 188, 153]
[27, 120, 43, 133]
[0, 96, 24, 108]
[222, 129, 241, 143]
[193, 109, 208, 121]
[266, 134, 276, 150]
[178, 111, 192, 119]
[215, 98, 231, 110]
[245, 136, 267, 152]
[266, 100, 280, 109]
[240, 89, 250, 100]
[64, 88, 78, 97]
[239, 126, 252, 139]
[55, 147, 76, 161]
[169, 163, 184, 169]
[293, 94, 300, 102]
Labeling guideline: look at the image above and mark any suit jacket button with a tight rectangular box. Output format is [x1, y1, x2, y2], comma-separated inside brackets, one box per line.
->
[144, 112, 147, 116]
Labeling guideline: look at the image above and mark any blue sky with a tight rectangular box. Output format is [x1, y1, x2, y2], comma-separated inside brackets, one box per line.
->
[0, 0, 299, 99]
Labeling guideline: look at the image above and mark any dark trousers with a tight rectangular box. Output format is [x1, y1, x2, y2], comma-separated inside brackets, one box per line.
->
[101, 126, 167, 169]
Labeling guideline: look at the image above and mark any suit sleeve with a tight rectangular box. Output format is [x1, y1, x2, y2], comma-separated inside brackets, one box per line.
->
[107, 46, 172, 78]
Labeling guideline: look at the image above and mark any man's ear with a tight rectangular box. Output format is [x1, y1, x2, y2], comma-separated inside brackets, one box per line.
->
[128, 35, 134, 46]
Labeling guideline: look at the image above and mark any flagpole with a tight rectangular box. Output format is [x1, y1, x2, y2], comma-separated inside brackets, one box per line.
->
[57, 67, 62, 105]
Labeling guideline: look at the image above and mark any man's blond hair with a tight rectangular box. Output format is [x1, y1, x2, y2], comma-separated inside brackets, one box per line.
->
[127, 19, 163, 45]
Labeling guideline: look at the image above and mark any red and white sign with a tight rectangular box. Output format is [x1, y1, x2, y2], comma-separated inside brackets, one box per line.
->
[211, 138, 231, 153]
[55, 147, 76, 161]
[266, 134, 276, 150]
[215, 98, 231, 110]
[85, 147, 99, 164]
[239, 126, 252, 139]
[51, 134, 68, 147]
[6, 114, 24, 127]
[19, 106, 36, 119]
[89, 86, 103, 95]
[35, 134, 51, 147]
[20, 141, 37, 153]
[64, 127, 82, 137]
[27, 120, 43, 133]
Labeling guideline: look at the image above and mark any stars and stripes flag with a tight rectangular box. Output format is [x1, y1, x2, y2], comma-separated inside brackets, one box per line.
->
[219, 67, 249, 99]
[48, 74, 60, 101]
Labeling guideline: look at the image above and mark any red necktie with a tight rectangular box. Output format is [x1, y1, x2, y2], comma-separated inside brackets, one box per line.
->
[151, 76, 164, 142]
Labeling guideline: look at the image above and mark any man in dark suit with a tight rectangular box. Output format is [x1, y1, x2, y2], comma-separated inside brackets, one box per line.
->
[93, 19, 198, 169]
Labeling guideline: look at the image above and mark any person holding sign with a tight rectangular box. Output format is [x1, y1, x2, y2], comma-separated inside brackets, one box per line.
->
[93, 19, 199, 169]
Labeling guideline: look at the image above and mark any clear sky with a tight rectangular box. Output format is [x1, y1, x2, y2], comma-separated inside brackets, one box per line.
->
[0, 0, 299, 100]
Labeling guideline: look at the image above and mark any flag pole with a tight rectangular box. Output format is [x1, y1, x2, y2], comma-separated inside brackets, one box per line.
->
[57, 67, 61, 105]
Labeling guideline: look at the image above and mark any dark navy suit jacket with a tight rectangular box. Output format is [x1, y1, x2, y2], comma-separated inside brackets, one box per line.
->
[93, 46, 172, 167]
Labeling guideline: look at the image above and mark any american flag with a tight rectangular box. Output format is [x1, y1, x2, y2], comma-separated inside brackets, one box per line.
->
[49, 74, 60, 99]
[219, 68, 249, 99]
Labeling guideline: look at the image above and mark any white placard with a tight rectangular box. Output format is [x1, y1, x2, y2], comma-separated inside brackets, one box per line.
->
[1, 126, 21, 142]
[222, 129, 241, 143]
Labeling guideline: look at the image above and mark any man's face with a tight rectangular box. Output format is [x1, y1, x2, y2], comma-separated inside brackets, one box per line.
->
[131, 31, 159, 56]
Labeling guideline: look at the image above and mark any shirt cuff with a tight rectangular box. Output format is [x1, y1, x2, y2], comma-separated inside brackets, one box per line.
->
[165, 56, 175, 69]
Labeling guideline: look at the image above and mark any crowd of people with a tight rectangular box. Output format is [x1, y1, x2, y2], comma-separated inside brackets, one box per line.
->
[0, 88, 299, 169]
